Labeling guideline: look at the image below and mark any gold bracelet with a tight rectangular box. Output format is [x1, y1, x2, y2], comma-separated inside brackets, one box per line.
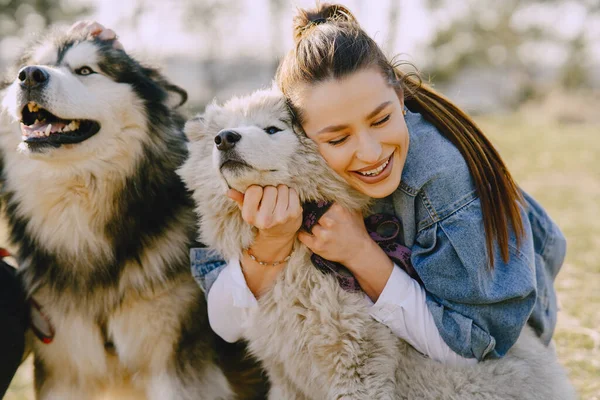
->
[245, 247, 293, 267]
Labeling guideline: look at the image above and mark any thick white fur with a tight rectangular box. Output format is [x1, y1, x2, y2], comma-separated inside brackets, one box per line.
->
[179, 87, 576, 400]
[0, 41, 233, 399]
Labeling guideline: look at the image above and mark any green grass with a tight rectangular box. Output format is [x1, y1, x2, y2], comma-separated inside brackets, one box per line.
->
[4, 112, 599, 399]
[478, 113, 600, 400]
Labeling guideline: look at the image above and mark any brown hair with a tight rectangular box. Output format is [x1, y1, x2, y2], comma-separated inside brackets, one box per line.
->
[276, 3, 524, 267]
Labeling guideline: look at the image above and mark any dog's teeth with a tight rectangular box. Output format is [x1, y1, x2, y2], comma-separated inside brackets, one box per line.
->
[34, 119, 40, 125]
[27, 103, 34, 112]
[45, 124, 52, 135]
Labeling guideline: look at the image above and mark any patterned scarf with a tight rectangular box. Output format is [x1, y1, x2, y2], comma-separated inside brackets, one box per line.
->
[302, 201, 421, 293]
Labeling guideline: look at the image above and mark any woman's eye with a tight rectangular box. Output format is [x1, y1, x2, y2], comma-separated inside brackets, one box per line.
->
[264, 126, 282, 135]
[328, 136, 348, 146]
[373, 114, 391, 126]
[75, 66, 95, 76]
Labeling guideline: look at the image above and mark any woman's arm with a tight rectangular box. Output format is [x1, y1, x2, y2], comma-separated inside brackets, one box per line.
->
[207, 257, 257, 343]
[227, 185, 302, 298]
[298, 203, 395, 302]
[368, 264, 477, 366]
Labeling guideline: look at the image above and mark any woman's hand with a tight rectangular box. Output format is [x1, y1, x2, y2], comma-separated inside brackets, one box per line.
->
[298, 203, 371, 265]
[298, 203, 394, 302]
[228, 185, 303, 297]
[67, 21, 124, 50]
[228, 185, 302, 244]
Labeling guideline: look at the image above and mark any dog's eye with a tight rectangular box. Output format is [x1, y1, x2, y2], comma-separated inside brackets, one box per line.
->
[75, 66, 95, 76]
[264, 126, 282, 135]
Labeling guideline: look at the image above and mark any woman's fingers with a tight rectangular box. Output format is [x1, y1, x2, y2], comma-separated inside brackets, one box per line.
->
[226, 189, 244, 209]
[241, 186, 263, 224]
[67, 20, 90, 34]
[288, 188, 302, 219]
[67, 20, 124, 50]
[98, 28, 117, 41]
[273, 185, 289, 222]
[233, 185, 302, 236]
[255, 186, 278, 228]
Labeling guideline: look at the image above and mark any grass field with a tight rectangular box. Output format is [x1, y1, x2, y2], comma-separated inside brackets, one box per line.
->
[4, 109, 599, 399]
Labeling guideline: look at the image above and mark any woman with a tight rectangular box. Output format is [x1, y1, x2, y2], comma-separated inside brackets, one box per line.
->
[200, 3, 566, 366]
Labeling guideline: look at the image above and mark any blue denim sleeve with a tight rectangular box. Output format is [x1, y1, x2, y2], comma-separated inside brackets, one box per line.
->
[412, 197, 537, 361]
[190, 247, 227, 297]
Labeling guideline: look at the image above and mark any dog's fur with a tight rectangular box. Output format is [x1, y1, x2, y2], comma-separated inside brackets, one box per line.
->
[178, 87, 576, 400]
[0, 30, 267, 399]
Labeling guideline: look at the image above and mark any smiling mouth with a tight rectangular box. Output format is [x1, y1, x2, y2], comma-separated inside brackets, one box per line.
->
[19, 102, 100, 147]
[354, 153, 393, 177]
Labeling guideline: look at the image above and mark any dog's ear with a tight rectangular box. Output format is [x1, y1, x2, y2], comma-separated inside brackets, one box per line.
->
[184, 101, 223, 141]
[142, 68, 187, 109]
[164, 83, 187, 109]
[183, 115, 206, 142]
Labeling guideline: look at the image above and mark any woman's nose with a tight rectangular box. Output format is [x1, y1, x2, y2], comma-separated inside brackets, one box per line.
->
[356, 131, 382, 163]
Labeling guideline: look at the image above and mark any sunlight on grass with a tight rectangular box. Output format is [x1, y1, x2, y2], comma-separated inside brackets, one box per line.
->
[479, 113, 600, 400]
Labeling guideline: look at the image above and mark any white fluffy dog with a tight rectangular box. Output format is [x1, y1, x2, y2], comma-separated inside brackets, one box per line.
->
[178, 87, 575, 400]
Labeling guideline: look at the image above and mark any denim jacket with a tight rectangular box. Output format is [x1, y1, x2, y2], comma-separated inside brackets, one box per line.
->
[190, 109, 566, 361]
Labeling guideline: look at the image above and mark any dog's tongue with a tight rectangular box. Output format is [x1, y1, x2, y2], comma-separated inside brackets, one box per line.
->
[21, 121, 67, 135]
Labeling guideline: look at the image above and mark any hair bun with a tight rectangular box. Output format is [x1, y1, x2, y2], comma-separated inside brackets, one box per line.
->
[293, 3, 358, 43]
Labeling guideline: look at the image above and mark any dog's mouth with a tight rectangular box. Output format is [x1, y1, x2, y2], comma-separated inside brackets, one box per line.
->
[19, 102, 101, 148]
[219, 152, 253, 173]
[220, 159, 252, 171]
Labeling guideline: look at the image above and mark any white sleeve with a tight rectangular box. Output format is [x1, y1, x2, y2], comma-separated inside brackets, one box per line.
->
[368, 264, 478, 366]
[207, 257, 258, 343]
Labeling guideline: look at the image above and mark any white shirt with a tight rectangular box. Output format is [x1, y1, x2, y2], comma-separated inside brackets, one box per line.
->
[207, 259, 477, 366]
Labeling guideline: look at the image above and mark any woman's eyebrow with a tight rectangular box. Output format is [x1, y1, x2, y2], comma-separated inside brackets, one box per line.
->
[366, 101, 392, 120]
[316, 101, 393, 136]
[317, 123, 348, 135]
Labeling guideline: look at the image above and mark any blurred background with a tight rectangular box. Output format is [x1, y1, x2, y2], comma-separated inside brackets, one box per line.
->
[1, 0, 599, 398]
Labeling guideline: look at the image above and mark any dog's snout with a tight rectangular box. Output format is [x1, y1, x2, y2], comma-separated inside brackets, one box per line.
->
[215, 130, 241, 151]
[18, 66, 49, 90]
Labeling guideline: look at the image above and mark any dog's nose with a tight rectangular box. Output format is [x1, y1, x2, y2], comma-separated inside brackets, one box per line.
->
[18, 66, 49, 90]
[215, 130, 241, 151]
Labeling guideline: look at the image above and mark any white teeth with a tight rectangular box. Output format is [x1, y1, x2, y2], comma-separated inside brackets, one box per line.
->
[45, 124, 52, 135]
[358, 159, 390, 177]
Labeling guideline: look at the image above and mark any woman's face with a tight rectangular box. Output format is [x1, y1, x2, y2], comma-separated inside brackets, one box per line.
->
[297, 68, 409, 198]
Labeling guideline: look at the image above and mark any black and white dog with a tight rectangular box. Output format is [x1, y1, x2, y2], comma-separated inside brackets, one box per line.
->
[0, 29, 266, 399]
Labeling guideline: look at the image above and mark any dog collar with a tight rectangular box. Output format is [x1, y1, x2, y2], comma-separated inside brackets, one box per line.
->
[30, 297, 55, 344]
